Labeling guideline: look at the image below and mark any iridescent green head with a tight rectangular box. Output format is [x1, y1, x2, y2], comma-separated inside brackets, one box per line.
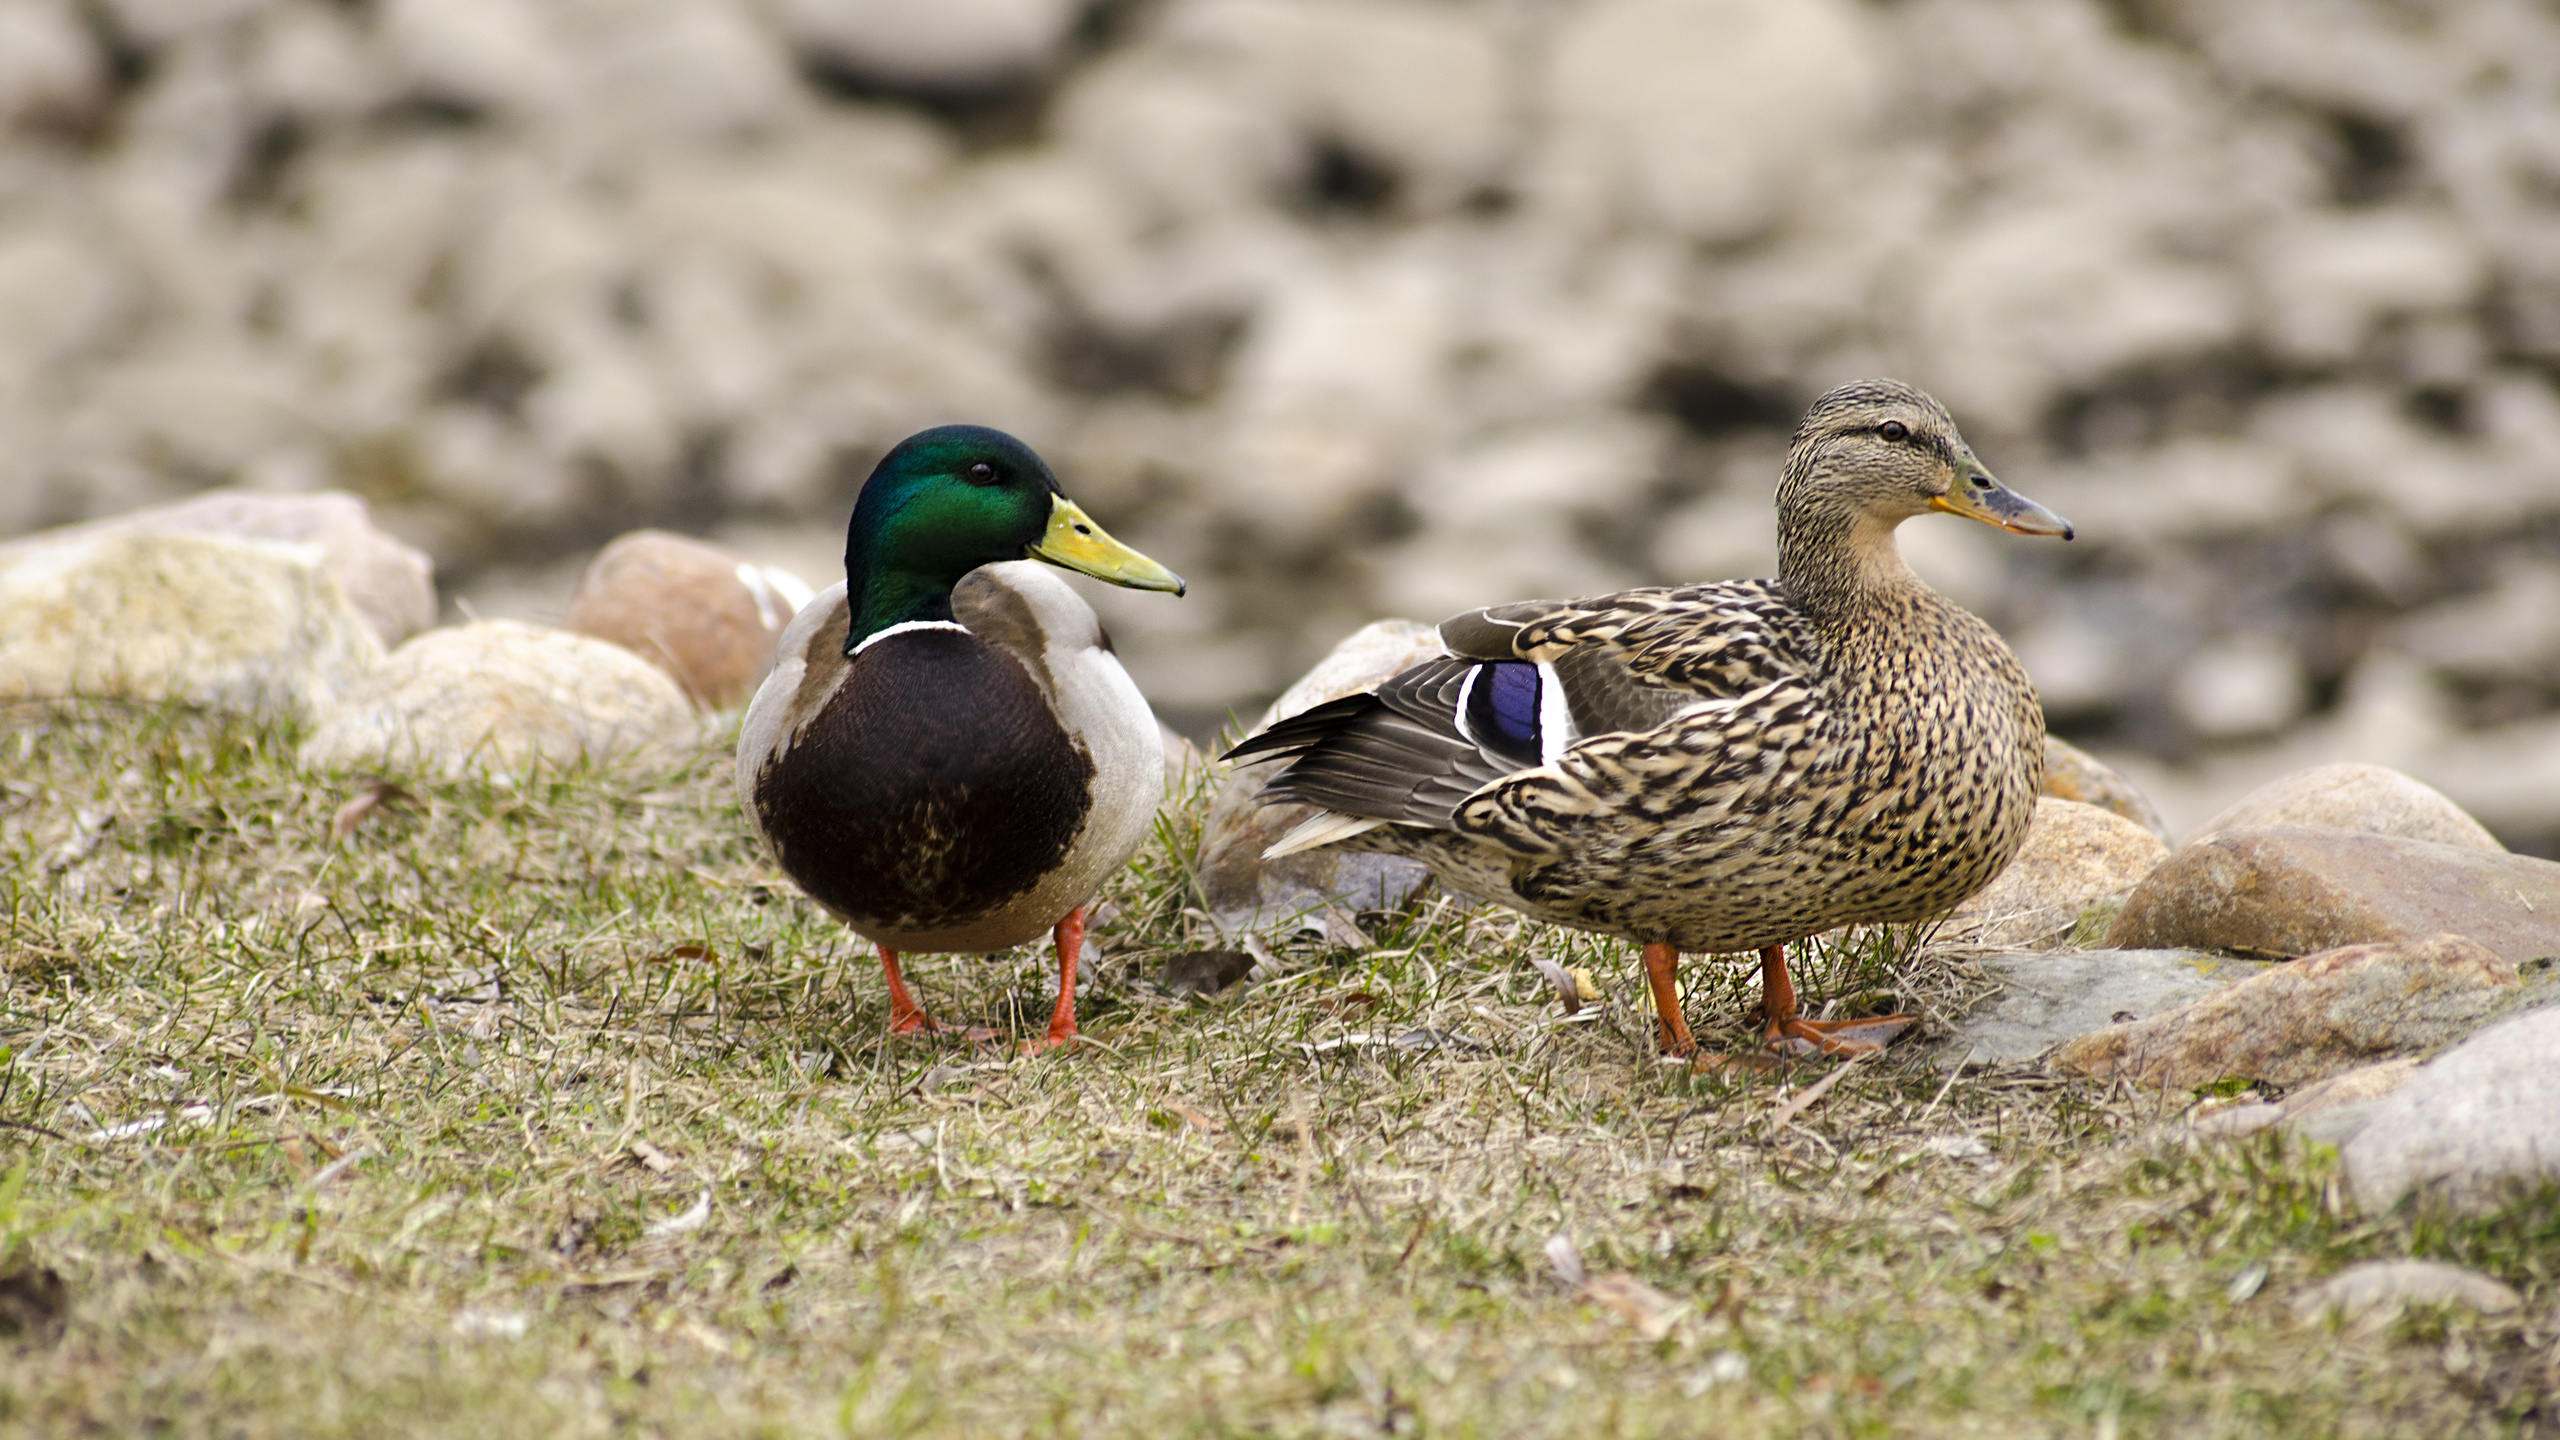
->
[842, 425, 1184, 652]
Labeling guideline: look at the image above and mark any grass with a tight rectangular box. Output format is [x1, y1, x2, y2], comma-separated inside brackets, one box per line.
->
[0, 699, 2553, 1437]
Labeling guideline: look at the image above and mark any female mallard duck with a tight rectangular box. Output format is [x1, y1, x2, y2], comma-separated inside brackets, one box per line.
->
[1226, 380, 2073, 1061]
[738, 425, 1184, 1050]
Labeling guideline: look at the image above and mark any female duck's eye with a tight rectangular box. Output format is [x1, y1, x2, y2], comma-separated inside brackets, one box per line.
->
[1876, 420, 1909, 442]
[968, 462, 995, 482]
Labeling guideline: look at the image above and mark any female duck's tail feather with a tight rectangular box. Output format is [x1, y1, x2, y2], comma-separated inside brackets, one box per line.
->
[1262, 811, 1388, 859]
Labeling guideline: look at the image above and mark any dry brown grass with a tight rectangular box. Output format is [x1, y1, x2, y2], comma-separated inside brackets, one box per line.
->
[0, 700, 2553, 1437]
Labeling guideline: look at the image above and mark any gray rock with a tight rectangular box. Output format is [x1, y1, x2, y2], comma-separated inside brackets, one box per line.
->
[1931, 950, 2268, 1071]
[299, 620, 699, 781]
[2053, 934, 2525, 1090]
[2290, 1099, 2388, 1149]
[1203, 620, 1443, 932]
[1941, 798, 2167, 950]
[1162, 0, 1510, 215]
[2171, 635, 2308, 739]
[764, 0, 1087, 90]
[0, 0, 103, 127]
[2191, 763, 2502, 853]
[2103, 825, 2560, 965]
[0, 531, 383, 722]
[2290, 1261, 2521, 1325]
[1533, 0, 1882, 243]
[0, 489, 437, 648]
[2344, 1006, 2560, 1215]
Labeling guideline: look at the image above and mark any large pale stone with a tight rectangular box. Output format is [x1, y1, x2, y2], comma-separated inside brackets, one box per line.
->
[562, 530, 810, 710]
[1203, 619, 1445, 931]
[2040, 735, 2170, 842]
[2190, 763, 2501, 853]
[1941, 797, 2167, 949]
[2053, 934, 2525, 1089]
[299, 621, 699, 781]
[2102, 825, 2560, 964]
[0, 490, 437, 647]
[0, 532, 382, 722]
[2344, 1006, 2560, 1215]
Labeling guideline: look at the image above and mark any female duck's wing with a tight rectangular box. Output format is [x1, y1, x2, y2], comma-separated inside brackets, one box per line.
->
[1228, 581, 1825, 836]
[1447, 580, 1823, 726]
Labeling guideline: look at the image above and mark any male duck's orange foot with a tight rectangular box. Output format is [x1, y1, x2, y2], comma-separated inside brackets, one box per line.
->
[1017, 1031, 1080, 1056]
[1765, 1011, 1914, 1058]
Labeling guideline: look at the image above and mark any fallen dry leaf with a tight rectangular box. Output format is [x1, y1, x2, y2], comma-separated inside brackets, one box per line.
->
[1768, 1051, 1865, 1132]
[329, 782, 407, 845]
[1168, 1103, 1222, 1134]
[1584, 1272, 1687, 1341]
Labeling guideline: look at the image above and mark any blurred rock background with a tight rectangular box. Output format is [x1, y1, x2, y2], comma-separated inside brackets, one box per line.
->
[2, 0, 2558, 850]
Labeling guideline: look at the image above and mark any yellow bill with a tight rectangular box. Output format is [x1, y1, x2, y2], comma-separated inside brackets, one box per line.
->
[1029, 496, 1188, 594]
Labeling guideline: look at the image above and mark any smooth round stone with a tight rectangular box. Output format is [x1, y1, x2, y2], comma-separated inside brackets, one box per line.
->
[2040, 735, 2171, 843]
[1941, 796, 2167, 950]
[2190, 762, 2501, 853]
[562, 530, 810, 710]
[2103, 824, 2560, 963]
[299, 621, 700, 781]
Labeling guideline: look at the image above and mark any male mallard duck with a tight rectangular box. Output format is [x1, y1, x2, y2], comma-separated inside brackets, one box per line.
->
[1226, 380, 2073, 1061]
[738, 425, 1184, 1050]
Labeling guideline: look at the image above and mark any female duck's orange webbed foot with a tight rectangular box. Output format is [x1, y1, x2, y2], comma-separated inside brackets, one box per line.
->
[1757, 944, 1913, 1058]
[1643, 943, 1785, 1073]
[1641, 941, 1698, 1058]
[1017, 907, 1086, 1055]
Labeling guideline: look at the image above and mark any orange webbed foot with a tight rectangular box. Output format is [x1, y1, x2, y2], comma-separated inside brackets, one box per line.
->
[1765, 1012, 1914, 1058]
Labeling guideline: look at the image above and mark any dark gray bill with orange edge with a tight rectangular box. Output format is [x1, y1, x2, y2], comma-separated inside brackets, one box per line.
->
[1930, 473, 2075, 540]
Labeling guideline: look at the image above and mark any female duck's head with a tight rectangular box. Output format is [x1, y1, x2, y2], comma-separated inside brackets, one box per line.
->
[842, 425, 1184, 650]
[1774, 379, 2072, 615]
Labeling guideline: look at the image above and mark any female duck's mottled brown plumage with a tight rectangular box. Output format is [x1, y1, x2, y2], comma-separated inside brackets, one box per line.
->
[1227, 379, 2075, 1060]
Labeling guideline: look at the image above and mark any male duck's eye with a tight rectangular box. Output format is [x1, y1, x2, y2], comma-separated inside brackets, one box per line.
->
[968, 462, 996, 482]
[1876, 420, 1909, 442]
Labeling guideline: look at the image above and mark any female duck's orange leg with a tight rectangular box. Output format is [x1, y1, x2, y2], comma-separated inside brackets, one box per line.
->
[878, 944, 937, 1034]
[1022, 907, 1085, 1053]
[1758, 943, 1913, 1057]
[1641, 942, 1698, 1057]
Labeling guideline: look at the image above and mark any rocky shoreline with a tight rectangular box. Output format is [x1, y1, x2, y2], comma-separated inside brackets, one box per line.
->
[4, 1, 2560, 852]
